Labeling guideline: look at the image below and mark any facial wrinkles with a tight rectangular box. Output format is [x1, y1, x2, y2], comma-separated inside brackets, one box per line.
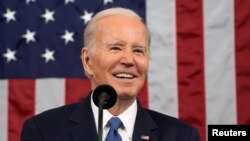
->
[101, 17, 145, 42]
[112, 19, 146, 71]
[90, 16, 149, 55]
[90, 16, 149, 91]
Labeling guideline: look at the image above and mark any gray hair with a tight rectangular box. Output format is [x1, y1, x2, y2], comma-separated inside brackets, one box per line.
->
[83, 7, 150, 55]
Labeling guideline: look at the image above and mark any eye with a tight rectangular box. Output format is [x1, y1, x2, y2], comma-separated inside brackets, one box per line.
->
[133, 47, 145, 55]
[109, 46, 121, 52]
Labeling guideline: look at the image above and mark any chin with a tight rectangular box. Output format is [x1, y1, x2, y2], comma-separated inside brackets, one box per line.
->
[116, 89, 137, 99]
[117, 94, 136, 101]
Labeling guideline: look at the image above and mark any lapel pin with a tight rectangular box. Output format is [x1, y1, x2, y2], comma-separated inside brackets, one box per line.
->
[141, 135, 150, 140]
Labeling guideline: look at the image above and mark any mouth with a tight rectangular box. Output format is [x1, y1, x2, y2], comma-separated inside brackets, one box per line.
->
[113, 73, 136, 79]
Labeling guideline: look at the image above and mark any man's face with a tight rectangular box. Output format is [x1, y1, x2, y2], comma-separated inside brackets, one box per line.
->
[82, 15, 149, 100]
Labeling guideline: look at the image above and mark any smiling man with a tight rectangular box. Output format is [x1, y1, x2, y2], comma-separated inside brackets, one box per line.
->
[81, 8, 149, 117]
[21, 8, 201, 141]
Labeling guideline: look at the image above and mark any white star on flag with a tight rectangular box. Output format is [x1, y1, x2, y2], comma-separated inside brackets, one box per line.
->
[3, 8, 16, 23]
[80, 10, 93, 24]
[61, 30, 75, 44]
[3, 48, 17, 63]
[41, 48, 55, 63]
[41, 9, 55, 23]
[26, 0, 36, 4]
[22, 29, 36, 44]
[104, 0, 113, 5]
[65, 0, 74, 5]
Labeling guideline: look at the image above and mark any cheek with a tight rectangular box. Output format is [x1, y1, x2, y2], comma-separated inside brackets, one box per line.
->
[92, 56, 114, 74]
[137, 59, 149, 74]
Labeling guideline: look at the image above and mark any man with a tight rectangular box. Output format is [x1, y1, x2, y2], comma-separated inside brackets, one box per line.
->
[21, 7, 201, 141]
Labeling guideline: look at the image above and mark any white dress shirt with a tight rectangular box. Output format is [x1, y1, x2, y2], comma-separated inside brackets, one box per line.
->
[91, 94, 137, 141]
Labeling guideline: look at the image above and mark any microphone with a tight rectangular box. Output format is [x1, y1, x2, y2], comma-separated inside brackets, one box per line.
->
[92, 84, 117, 109]
[92, 84, 117, 141]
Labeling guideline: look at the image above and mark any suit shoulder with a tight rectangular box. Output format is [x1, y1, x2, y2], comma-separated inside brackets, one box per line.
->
[141, 108, 201, 141]
[145, 108, 194, 129]
[27, 102, 78, 125]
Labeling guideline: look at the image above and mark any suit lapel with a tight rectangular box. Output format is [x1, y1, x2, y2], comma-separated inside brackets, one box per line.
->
[67, 95, 159, 141]
[133, 101, 158, 141]
[68, 94, 98, 141]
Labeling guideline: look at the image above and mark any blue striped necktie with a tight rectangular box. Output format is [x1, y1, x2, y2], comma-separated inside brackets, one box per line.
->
[105, 117, 122, 141]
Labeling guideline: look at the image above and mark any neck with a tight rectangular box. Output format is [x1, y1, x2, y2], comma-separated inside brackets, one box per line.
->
[108, 97, 136, 116]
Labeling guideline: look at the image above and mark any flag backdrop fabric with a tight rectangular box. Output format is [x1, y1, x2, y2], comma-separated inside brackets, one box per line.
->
[0, 0, 250, 141]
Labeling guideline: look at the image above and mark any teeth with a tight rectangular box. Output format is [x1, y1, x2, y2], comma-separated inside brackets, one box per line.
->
[115, 73, 134, 78]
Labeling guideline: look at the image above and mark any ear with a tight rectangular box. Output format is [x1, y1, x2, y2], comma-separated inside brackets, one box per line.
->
[81, 47, 94, 77]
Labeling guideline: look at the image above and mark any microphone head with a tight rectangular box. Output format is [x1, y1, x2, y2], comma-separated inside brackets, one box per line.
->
[92, 84, 117, 109]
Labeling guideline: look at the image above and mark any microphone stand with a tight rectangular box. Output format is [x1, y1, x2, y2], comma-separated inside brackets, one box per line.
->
[93, 84, 117, 141]
[98, 93, 108, 141]
[98, 103, 104, 141]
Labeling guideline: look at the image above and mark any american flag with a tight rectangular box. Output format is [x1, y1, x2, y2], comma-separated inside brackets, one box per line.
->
[0, 0, 249, 141]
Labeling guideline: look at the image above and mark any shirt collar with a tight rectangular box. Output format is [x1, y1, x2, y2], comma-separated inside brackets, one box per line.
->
[91, 93, 137, 138]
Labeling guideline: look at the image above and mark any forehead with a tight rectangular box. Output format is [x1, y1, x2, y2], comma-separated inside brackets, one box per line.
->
[96, 15, 145, 30]
[96, 16, 146, 42]
[90, 15, 150, 49]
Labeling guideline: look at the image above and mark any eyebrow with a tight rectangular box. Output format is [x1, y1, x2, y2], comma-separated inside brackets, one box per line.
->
[106, 42, 126, 49]
[106, 41, 147, 50]
[107, 43, 124, 46]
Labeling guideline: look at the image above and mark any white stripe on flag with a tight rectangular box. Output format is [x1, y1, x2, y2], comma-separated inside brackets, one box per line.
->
[0, 80, 8, 141]
[35, 78, 65, 115]
[204, 0, 237, 124]
[147, 0, 179, 117]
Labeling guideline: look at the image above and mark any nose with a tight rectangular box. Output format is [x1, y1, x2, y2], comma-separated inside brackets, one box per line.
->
[120, 49, 135, 67]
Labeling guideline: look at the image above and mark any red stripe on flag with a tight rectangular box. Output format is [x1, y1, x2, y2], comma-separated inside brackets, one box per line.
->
[65, 78, 91, 105]
[234, 0, 250, 124]
[8, 79, 35, 141]
[176, 0, 206, 141]
[138, 80, 149, 108]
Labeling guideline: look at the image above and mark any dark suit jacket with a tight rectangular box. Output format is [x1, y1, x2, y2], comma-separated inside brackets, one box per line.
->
[21, 94, 201, 141]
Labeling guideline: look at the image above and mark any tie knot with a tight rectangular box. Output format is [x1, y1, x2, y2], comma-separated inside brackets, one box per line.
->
[108, 117, 122, 131]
